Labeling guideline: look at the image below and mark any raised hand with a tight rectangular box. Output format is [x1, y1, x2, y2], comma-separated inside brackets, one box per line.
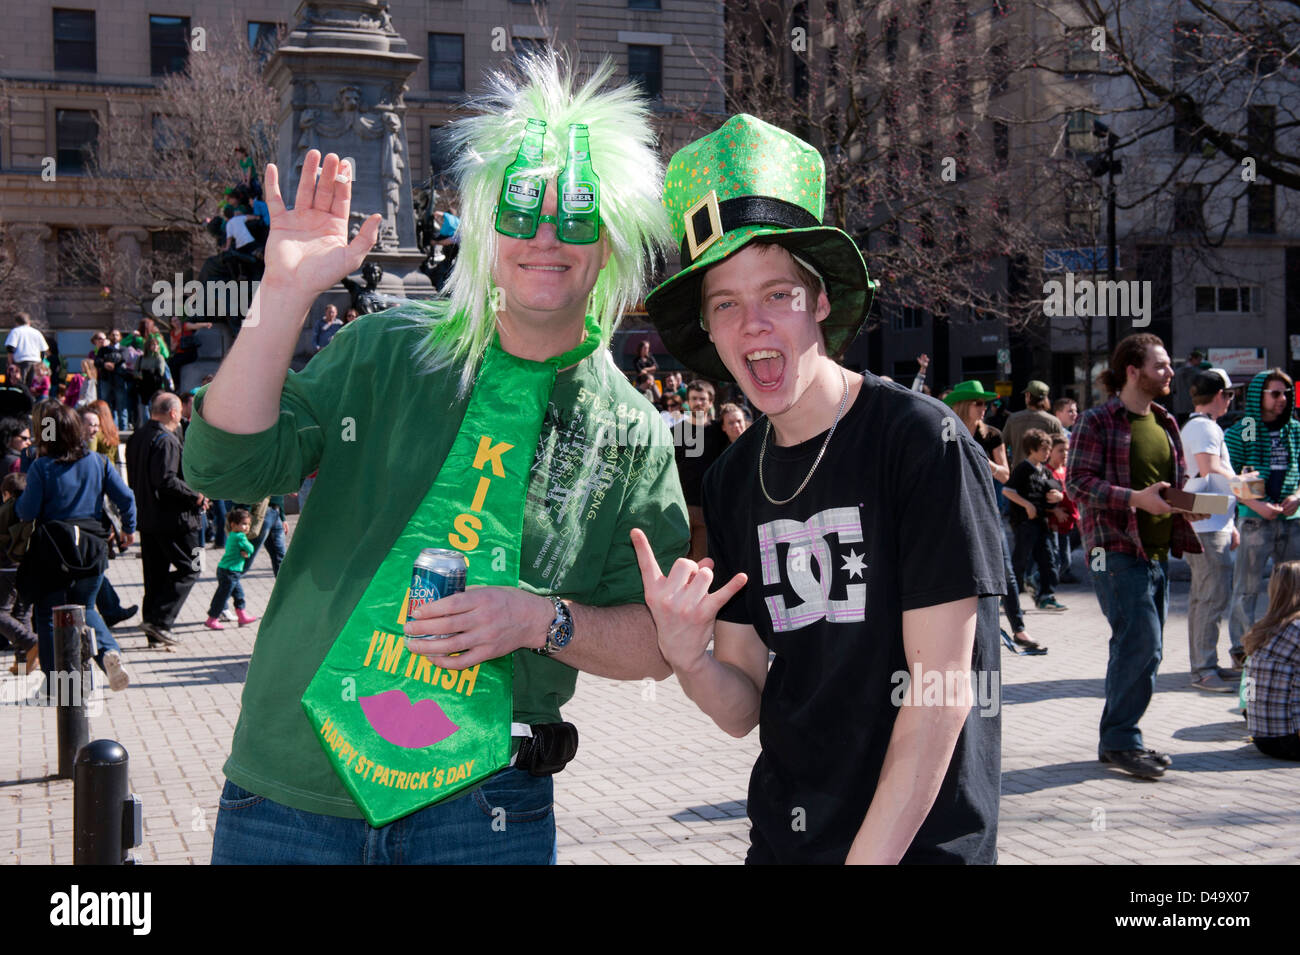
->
[630, 528, 747, 672]
[261, 151, 382, 299]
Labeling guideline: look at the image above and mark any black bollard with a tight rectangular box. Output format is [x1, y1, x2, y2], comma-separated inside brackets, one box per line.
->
[74, 739, 143, 865]
[52, 605, 92, 779]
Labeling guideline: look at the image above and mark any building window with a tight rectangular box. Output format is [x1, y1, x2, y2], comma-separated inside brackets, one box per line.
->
[1173, 21, 1201, 78]
[150, 230, 191, 269]
[628, 0, 661, 8]
[428, 33, 464, 91]
[150, 15, 190, 76]
[993, 120, 1009, 166]
[918, 2, 932, 50]
[1248, 184, 1275, 234]
[962, 355, 998, 379]
[1065, 183, 1099, 234]
[955, 63, 971, 108]
[1065, 26, 1101, 73]
[1173, 183, 1204, 232]
[792, 2, 809, 98]
[952, 0, 969, 37]
[891, 306, 924, 332]
[58, 229, 99, 286]
[628, 44, 662, 99]
[53, 9, 96, 72]
[1066, 109, 1098, 153]
[248, 21, 279, 61]
[55, 108, 98, 173]
[151, 113, 189, 155]
[1247, 105, 1275, 153]
[954, 131, 969, 180]
[1195, 286, 1256, 314]
[512, 36, 546, 60]
[990, 43, 1010, 95]
[885, 16, 898, 64]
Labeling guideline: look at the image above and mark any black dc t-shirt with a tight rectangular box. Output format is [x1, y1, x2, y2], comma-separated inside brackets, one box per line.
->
[703, 376, 1005, 864]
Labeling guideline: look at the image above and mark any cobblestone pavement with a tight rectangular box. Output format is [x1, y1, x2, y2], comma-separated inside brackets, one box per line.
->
[4, 517, 1298, 864]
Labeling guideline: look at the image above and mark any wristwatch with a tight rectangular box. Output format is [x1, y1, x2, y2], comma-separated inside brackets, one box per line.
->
[534, 596, 573, 656]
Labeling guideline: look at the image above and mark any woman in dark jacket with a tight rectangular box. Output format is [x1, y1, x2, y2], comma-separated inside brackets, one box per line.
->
[15, 401, 137, 691]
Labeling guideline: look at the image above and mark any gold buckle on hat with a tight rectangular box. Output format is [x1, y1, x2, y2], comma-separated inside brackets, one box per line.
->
[684, 190, 724, 262]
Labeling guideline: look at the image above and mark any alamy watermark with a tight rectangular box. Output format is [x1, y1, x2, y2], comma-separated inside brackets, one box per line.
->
[890, 664, 1000, 717]
[1043, 272, 1151, 327]
[151, 274, 259, 319]
[1, 668, 103, 716]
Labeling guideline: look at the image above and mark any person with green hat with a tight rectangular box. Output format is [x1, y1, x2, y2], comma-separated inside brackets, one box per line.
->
[629, 114, 1004, 864]
[945, 381, 1047, 653]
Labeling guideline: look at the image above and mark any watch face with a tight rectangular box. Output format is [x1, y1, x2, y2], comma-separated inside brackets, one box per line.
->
[549, 601, 573, 649]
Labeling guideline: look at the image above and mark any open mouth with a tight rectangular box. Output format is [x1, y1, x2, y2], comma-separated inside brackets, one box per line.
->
[745, 349, 786, 389]
[359, 688, 460, 749]
[520, 264, 569, 272]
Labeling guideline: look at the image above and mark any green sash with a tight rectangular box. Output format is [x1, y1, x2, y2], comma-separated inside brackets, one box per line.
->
[301, 319, 602, 827]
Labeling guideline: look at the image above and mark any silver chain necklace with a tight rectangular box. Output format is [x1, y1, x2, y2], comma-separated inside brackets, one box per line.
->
[758, 368, 849, 506]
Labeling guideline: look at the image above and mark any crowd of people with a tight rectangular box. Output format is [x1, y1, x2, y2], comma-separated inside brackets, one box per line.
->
[4, 56, 1296, 870]
[0, 322, 287, 694]
[626, 323, 1298, 777]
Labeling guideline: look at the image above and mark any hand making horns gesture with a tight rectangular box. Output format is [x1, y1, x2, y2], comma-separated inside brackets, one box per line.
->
[630, 527, 748, 671]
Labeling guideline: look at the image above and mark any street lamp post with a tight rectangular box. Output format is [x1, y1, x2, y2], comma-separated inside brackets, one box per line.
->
[1089, 120, 1123, 357]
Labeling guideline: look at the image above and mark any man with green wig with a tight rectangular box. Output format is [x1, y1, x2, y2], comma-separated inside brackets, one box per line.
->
[185, 54, 689, 864]
[632, 115, 1003, 863]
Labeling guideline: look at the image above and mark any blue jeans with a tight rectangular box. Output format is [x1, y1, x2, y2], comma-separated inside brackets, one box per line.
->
[245, 507, 285, 577]
[1012, 520, 1057, 600]
[210, 769, 557, 864]
[1055, 530, 1073, 578]
[200, 499, 229, 548]
[999, 533, 1025, 633]
[207, 567, 245, 618]
[1091, 551, 1168, 753]
[106, 376, 131, 431]
[34, 573, 121, 677]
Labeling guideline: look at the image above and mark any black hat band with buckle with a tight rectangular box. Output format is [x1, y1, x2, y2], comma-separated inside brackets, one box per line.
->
[681, 190, 822, 267]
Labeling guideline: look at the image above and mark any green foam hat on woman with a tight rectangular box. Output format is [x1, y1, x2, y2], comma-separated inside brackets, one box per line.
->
[644, 114, 873, 382]
[943, 380, 1000, 406]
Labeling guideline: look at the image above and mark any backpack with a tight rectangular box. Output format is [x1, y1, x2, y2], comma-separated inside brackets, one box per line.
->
[14, 456, 112, 601]
[16, 516, 109, 601]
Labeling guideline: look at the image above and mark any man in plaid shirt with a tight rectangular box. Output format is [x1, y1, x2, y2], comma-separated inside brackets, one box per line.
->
[1067, 334, 1203, 780]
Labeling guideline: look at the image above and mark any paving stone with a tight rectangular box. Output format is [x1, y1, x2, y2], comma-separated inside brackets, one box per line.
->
[6, 524, 1300, 864]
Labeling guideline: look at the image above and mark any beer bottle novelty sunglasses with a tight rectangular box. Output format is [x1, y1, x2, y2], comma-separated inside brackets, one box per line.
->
[494, 119, 601, 244]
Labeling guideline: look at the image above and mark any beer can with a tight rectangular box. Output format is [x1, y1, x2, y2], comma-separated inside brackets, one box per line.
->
[407, 548, 467, 637]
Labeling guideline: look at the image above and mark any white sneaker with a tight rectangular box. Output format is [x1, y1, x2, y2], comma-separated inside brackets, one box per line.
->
[102, 651, 130, 692]
[220, 609, 236, 621]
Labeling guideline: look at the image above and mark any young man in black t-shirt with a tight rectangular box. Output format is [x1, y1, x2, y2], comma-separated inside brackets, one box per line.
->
[634, 115, 1004, 864]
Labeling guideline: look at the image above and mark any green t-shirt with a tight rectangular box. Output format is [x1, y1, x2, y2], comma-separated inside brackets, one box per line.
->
[218, 531, 254, 573]
[1128, 410, 1174, 562]
[182, 309, 690, 818]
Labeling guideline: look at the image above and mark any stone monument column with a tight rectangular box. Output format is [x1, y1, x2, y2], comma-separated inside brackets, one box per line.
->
[265, 1, 432, 298]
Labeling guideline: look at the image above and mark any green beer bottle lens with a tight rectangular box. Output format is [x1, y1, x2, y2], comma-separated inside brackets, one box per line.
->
[560, 219, 598, 244]
[496, 208, 536, 238]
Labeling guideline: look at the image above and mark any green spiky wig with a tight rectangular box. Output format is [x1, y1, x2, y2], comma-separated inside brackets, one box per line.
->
[395, 51, 672, 391]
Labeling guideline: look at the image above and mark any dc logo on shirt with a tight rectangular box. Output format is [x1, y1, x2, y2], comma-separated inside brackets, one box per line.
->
[757, 507, 867, 632]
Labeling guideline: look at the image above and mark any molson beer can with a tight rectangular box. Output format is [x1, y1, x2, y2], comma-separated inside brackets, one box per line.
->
[408, 548, 468, 637]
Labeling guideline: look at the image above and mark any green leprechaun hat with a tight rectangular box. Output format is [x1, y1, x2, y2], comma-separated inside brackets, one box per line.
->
[645, 114, 873, 382]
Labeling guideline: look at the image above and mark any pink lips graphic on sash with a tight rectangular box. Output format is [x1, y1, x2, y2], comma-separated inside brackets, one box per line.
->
[359, 689, 460, 749]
